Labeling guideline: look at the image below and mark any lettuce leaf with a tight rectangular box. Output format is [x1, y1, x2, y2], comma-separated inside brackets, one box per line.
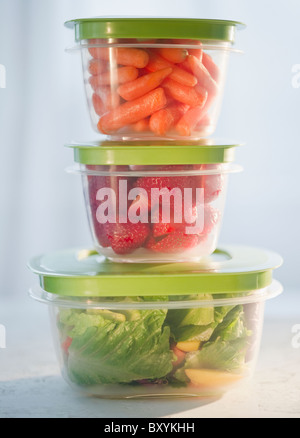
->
[59, 308, 173, 385]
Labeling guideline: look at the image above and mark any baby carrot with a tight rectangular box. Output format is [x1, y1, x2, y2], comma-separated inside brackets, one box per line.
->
[175, 105, 207, 136]
[88, 59, 107, 76]
[117, 67, 172, 101]
[146, 51, 197, 87]
[98, 87, 167, 134]
[92, 93, 105, 116]
[187, 55, 218, 96]
[97, 88, 120, 111]
[149, 102, 189, 136]
[162, 77, 207, 107]
[173, 39, 203, 59]
[132, 118, 150, 132]
[156, 47, 188, 64]
[90, 47, 149, 68]
[89, 66, 139, 87]
[202, 52, 220, 83]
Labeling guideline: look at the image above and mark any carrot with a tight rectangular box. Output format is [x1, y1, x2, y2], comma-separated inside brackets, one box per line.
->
[149, 102, 189, 136]
[195, 114, 211, 129]
[98, 87, 167, 134]
[89, 46, 149, 68]
[88, 38, 107, 58]
[146, 51, 197, 87]
[92, 93, 105, 116]
[175, 105, 208, 136]
[156, 48, 188, 64]
[162, 78, 207, 107]
[97, 88, 120, 111]
[171, 39, 203, 59]
[132, 118, 150, 132]
[187, 55, 218, 96]
[88, 59, 107, 76]
[89, 66, 139, 87]
[202, 52, 220, 82]
[117, 67, 172, 101]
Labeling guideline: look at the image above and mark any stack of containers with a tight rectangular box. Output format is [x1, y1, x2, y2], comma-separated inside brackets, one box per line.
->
[28, 18, 283, 399]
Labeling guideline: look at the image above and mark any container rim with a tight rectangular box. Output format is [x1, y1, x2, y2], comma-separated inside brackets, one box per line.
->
[66, 163, 243, 177]
[29, 280, 283, 310]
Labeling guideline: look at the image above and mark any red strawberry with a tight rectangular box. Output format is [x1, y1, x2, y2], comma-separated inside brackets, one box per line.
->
[133, 165, 195, 212]
[87, 165, 132, 249]
[106, 222, 150, 255]
[201, 204, 221, 235]
[201, 164, 224, 204]
[152, 204, 197, 237]
[145, 229, 199, 253]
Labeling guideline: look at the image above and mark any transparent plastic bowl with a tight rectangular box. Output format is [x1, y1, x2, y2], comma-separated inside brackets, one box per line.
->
[70, 163, 242, 263]
[30, 280, 283, 399]
[73, 39, 239, 140]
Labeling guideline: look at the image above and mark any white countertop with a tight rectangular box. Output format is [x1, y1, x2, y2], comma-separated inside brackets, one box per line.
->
[1, 291, 300, 418]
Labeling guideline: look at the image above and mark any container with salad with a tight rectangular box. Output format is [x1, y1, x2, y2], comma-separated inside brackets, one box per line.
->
[28, 245, 283, 398]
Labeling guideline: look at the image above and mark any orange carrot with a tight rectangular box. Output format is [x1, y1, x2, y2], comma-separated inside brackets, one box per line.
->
[89, 46, 149, 68]
[117, 67, 172, 101]
[92, 93, 105, 116]
[146, 51, 197, 87]
[202, 52, 220, 82]
[162, 78, 207, 107]
[97, 88, 120, 111]
[149, 102, 189, 136]
[89, 66, 139, 87]
[88, 59, 107, 76]
[187, 55, 218, 96]
[98, 87, 167, 134]
[195, 114, 211, 128]
[175, 105, 207, 136]
[172, 39, 203, 59]
[156, 47, 188, 64]
[88, 38, 107, 58]
[132, 118, 150, 132]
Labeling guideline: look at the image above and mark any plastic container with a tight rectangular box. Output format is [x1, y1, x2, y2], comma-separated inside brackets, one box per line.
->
[67, 140, 243, 263]
[28, 245, 283, 399]
[65, 17, 245, 140]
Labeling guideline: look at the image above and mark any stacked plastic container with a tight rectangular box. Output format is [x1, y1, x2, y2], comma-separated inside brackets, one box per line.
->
[28, 18, 283, 399]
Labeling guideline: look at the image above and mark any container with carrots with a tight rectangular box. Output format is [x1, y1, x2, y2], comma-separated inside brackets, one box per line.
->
[66, 140, 243, 263]
[65, 18, 244, 140]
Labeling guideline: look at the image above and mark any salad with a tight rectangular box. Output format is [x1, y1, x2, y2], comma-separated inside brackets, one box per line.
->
[57, 297, 253, 393]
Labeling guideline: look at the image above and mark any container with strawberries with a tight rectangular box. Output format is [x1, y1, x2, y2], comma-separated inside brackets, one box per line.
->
[67, 140, 242, 262]
[65, 17, 244, 140]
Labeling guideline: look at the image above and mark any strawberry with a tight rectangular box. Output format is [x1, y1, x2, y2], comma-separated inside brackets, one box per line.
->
[87, 165, 132, 248]
[133, 165, 195, 212]
[201, 164, 224, 203]
[152, 204, 197, 237]
[202, 204, 221, 235]
[145, 229, 199, 253]
[106, 221, 150, 255]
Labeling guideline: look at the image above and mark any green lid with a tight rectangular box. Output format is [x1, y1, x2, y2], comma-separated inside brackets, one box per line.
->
[66, 140, 241, 165]
[65, 17, 245, 44]
[28, 245, 283, 297]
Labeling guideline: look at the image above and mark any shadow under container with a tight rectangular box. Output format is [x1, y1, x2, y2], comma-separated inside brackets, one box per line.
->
[65, 17, 245, 140]
[67, 140, 243, 263]
[28, 245, 283, 399]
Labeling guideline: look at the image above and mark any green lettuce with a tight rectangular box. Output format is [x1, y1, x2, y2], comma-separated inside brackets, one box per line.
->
[59, 308, 173, 385]
[174, 305, 252, 382]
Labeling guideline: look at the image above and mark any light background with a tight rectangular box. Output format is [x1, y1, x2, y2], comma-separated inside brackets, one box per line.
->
[0, 0, 300, 303]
